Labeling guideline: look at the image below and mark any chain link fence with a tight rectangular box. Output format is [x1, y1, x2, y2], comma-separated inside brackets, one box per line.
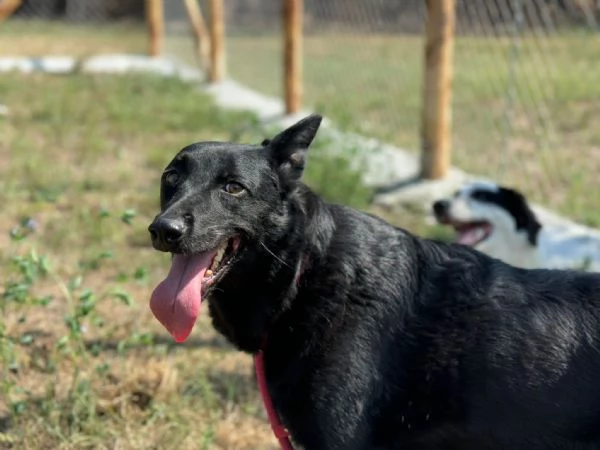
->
[9, 0, 143, 22]
[3, 0, 600, 225]
[1, 0, 146, 56]
[162, 0, 600, 226]
[450, 0, 600, 226]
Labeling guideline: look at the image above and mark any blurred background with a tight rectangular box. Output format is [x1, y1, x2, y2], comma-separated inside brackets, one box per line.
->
[4, 0, 600, 222]
[1, 1, 599, 448]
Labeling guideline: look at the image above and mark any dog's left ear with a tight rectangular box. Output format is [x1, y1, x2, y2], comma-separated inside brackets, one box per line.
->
[500, 187, 542, 246]
[266, 114, 322, 181]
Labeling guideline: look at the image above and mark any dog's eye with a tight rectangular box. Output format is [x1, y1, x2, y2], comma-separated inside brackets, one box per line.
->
[163, 171, 179, 186]
[472, 191, 492, 201]
[223, 182, 245, 195]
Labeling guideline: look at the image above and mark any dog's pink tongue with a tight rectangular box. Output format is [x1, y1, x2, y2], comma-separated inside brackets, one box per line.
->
[456, 227, 482, 246]
[150, 253, 214, 343]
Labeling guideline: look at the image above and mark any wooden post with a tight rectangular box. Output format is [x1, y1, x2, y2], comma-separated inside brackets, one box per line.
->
[283, 0, 303, 114]
[0, 0, 22, 23]
[208, 0, 225, 83]
[420, 0, 456, 180]
[146, 0, 164, 57]
[183, 0, 211, 73]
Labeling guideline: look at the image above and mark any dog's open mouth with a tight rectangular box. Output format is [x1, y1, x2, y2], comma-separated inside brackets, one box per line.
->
[452, 221, 493, 247]
[149, 236, 241, 343]
[202, 237, 241, 291]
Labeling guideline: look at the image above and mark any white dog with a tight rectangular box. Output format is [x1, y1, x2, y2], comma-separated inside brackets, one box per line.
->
[433, 181, 600, 271]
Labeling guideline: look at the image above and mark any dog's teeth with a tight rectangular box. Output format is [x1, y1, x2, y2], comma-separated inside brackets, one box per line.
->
[210, 242, 228, 271]
[206, 269, 213, 277]
[212, 251, 223, 270]
[475, 227, 485, 241]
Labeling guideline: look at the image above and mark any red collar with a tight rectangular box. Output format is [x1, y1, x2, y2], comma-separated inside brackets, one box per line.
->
[254, 256, 308, 450]
[254, 349, 294, 449]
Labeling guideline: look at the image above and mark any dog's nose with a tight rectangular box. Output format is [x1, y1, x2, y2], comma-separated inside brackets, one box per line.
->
[148, 216, 187, 251]
[433, 200, 449, 216]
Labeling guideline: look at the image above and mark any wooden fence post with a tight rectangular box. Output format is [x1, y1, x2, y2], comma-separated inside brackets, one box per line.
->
[146, 0, 164, 57]
[0, 0, 22, 23]
[420, 0, 456, 180]
[283, 0, 303, 114]
[208, 0, 225, 83]
[183, 0, 211, 74]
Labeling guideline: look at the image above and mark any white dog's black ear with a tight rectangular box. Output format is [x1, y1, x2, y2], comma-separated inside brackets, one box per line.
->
[500, 187, 542, 246]
[266, 114, 322, 181]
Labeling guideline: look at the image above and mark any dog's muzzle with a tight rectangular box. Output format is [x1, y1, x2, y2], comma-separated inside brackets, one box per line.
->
[148, 216, 188, 252]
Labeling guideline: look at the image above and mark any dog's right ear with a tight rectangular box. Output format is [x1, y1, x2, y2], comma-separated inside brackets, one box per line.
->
[499, 187, 542, 246]
[265, 114, 322, 182]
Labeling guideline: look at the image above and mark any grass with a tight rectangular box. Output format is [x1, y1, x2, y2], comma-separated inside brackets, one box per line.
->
[1, 19, 146, 56]
[0, 71, 446, 449]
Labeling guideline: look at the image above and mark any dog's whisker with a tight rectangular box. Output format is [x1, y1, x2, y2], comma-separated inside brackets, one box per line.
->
[259, 240, 293, 270]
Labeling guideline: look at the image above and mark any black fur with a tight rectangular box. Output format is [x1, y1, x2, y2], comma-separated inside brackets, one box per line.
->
[149, 115, 600, 449]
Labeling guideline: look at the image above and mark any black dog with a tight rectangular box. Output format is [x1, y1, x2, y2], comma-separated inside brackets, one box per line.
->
[148, 115, 600, 449]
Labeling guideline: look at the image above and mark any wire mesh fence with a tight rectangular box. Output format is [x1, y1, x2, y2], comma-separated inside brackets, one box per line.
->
[1, 0, 146, 57]
[9, 0, 143, 22]
[450, 0, 600, 226]
[162, 0, 600, 226]
[3, 0, 600, 225]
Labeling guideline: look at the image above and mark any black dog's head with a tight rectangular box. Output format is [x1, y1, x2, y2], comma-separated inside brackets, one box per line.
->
[148, 114, 322, 343]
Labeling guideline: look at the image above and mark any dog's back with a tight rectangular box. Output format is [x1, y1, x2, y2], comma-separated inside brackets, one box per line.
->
[265, 200, 600, 448]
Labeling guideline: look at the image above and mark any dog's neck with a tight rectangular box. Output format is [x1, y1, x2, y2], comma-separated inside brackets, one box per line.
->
[207, 185, 334, 353]
[478, 227, 540, 269]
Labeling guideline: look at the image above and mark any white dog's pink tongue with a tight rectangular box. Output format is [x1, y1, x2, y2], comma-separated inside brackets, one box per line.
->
[456, 227, 483, 246]
[150, 253, 214, 343]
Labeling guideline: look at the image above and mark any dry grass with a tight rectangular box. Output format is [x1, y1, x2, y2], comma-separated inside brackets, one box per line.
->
[1, 20, 146, 56]
[0, 72, 275, 449]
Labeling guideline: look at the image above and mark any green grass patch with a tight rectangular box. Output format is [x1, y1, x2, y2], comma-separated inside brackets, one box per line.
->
[0, 72, 439, 449]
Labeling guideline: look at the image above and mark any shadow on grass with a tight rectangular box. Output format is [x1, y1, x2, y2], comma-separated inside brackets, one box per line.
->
[1, 367, 259, 440]
[0, 415, 11, 433]
[83, 333, 233, 355]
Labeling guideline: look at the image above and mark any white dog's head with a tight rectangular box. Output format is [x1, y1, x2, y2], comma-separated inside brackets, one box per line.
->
[432, 181, 542, 265]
